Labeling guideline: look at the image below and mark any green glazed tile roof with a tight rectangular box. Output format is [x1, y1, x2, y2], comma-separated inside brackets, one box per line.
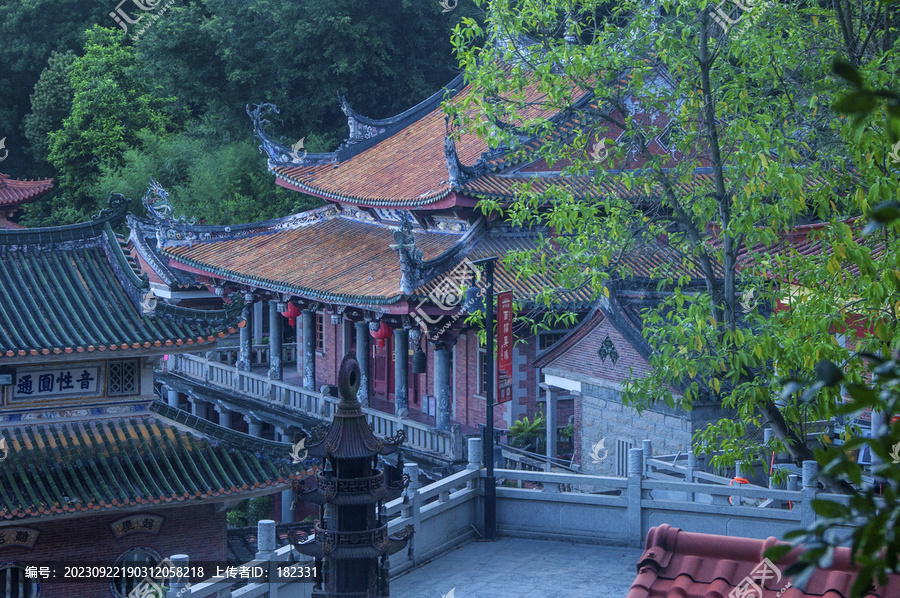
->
[0, 198, 243, 359]
[0, 401, 297, 520]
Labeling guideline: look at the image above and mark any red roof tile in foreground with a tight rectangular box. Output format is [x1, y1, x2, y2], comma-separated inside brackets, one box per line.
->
[629, 524, 900, 598]
[0, 172, 54, 207]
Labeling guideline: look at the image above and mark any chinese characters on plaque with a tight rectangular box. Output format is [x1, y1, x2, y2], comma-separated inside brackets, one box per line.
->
[0, 527, 39, 548]
[10, 366, 101, 401]
[496, 291, 513, 404]
[110, 514, 164, 539]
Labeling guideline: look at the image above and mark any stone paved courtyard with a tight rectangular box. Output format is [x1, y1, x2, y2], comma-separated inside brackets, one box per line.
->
[391, 537, 642, 598]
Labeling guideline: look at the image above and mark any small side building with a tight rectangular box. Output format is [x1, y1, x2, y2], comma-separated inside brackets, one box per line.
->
[534, 291, 725, 476]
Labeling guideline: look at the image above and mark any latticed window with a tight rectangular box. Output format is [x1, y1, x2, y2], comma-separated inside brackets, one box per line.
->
[108, 360, 139, 397]
[0, 564, 40, 598]
[316, 313, 324, 351]
[478, 349, 488, 394]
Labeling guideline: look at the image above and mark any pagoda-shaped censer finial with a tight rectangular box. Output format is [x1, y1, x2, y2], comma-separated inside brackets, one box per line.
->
[292, 354, 412, 598]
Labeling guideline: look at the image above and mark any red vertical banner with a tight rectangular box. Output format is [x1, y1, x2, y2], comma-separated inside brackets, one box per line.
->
[496, 291, 514, 404]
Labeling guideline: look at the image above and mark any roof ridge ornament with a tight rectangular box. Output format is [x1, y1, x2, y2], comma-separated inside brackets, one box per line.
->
[390, 215, 424, 295]
[140, 179, 203, 248]
[143, 179, 196, 226]
[444, 115, 488, 187]
[92, 192, 129, 223]
[340, 95, 389, 146]
[247, 103, 337, 166]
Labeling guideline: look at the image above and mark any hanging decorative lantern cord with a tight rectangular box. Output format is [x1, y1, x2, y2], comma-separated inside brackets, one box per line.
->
[281, 302, 303, 328]
[370, 322, 393, 349]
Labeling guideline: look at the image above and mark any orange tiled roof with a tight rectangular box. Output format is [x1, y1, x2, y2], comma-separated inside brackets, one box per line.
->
[269, 70, 592, 208]
[0, 173, 54, 207]
[415, 234, 719, 308]
[163, 216, 463, 304]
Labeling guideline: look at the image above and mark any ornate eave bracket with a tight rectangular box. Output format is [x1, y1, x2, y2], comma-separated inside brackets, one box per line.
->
[246, 103, 337, 167]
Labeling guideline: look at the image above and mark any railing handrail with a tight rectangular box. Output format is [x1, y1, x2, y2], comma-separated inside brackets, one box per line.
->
[171, 353, 453, 457]
[499, 443, 579, 472]
[491, 468, 627, 488]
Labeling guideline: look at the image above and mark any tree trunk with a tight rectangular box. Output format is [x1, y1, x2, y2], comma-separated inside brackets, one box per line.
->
[759, 400, 855, 494]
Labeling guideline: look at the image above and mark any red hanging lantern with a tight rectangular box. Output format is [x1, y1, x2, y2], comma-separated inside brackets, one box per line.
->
[369, 321, 393, 349]
[280, 302, 302, 328]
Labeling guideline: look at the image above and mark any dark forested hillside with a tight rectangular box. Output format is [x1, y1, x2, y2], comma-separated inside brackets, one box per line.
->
[0, 0, 480, 225]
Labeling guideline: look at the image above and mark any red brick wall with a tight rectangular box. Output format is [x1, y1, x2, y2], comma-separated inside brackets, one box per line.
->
[0, 504, 226, 598]
[517, 336, 538, 423]
[548, 319, 652, 384]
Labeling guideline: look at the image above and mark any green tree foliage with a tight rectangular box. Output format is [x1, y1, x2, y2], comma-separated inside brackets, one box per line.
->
[449, 0, 898, 493]
[24, 51, 76, 163]
[0, 0, 110, 176]
[225, 496, 274, 528]
[185, 0, 478, 143]
[41, 27, 180, 224]
[763, 5, 900, 592]
[91, 129, 320, 225]
[9, 0, 481, 225]
[508, 410, 546, 453]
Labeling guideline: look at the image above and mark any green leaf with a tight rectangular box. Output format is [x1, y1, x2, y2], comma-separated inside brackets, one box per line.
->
[764, 544, 793, 562]
[832, 60, 863, 88]
[833, 91, 878, 115]
[814, 360, 843, 387]
[811, 499, 850, 519]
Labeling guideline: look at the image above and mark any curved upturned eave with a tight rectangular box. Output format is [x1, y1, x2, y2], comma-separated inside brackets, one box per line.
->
[271, 168, 453, 209]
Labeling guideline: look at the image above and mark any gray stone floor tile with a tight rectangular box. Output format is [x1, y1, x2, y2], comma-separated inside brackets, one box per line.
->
[390, 537, 641, 598]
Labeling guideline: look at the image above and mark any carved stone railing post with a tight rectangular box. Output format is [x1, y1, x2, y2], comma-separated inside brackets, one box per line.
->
[168, 554, 189, 596]
[627, 447, 644, 548]
[642, 440, 652, 476]
[256, 519, 277, 561]
[800, 460, 818, 529]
